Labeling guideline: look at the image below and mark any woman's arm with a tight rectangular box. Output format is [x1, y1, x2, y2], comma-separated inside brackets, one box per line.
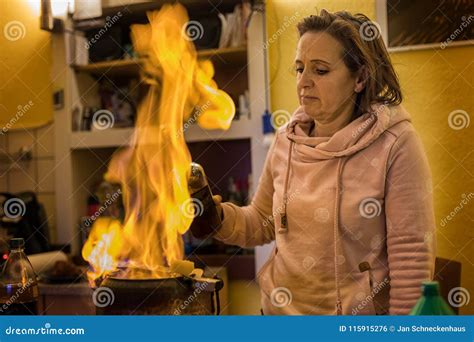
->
[213, 135, 278, 248]
[385, 128, 437, 315]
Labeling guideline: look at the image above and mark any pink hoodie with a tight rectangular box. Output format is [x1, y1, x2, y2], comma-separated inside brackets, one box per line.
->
[215, 104, 436, 315]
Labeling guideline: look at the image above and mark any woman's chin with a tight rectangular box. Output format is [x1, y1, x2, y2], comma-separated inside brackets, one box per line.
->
[301, 105, 320, 119]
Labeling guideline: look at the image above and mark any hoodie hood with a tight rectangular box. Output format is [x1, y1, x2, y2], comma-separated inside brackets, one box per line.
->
[286, 104, 411, 161]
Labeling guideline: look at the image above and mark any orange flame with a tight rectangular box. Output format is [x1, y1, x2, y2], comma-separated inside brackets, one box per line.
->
[82, 4, 235, 283]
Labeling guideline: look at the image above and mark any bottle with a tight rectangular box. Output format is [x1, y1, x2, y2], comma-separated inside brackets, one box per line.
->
[262, 109, 275, 148]
[0, 238, 40, 315]
[187, 163, 222, 239]
[409, 281, 455, 315]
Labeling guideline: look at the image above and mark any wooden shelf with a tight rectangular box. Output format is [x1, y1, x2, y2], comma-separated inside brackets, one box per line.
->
[71, 47, 247, 78]
[69, 117, 253, 149]
[72, 59, 143, 78]
[73, 1, 242, 30]
[198, 46, 247, 66]
[184, 117, 253, 143]
[70, 127, 134, 149]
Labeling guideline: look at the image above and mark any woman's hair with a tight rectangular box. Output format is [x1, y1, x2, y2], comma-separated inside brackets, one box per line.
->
[296, 9, 402, 119]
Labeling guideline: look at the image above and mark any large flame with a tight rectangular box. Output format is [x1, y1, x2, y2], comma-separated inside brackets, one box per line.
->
[82, 4, 235, 284]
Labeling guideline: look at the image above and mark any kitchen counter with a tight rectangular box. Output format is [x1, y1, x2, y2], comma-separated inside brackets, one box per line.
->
[39, 281, 92, 296]
[38, 281, 96, 315]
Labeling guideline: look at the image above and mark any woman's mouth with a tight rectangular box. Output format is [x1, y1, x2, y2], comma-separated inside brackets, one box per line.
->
[300, 95, 318, 104]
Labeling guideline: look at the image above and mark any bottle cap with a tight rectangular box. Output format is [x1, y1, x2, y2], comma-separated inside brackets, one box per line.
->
[422, 281, 440, 296]
[10, 238, 25, 249]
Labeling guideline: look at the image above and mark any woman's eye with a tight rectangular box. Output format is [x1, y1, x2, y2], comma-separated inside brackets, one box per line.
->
[315, 69, 328, 75]
[295, 67, 304, 74]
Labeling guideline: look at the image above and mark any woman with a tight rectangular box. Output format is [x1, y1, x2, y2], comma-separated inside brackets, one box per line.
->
[194, 9, 436, 315]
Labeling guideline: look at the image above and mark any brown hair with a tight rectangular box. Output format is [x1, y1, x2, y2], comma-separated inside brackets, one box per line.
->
[296, 9, 402, 119]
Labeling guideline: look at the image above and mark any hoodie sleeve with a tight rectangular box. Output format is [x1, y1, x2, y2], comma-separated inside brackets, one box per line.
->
[213, 134, 278, 248]
[385, 128, 436, 315]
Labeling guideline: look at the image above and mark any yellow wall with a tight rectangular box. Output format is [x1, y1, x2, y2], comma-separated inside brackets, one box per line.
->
[0, 0, 52, 130]
[391, 46, 473, 315]
[227, 280, 262, 315]
[267, 0, 473, 315]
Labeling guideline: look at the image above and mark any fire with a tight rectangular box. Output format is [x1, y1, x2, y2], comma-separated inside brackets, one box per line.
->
[81, 217, 124, 282]
[82, 4, 235, 284]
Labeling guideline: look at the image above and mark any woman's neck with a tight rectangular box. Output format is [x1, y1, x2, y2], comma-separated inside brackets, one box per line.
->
[315, 104, 354, 137]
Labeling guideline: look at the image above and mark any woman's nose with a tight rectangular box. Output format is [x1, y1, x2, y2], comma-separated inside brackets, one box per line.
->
[297, 71, 314, 90]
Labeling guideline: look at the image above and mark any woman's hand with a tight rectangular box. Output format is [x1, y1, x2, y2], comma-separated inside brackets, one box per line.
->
[212, 195, 223, 220]
[188, 194, 223, 239]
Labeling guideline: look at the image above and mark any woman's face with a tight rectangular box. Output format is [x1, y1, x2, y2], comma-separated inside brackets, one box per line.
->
[295, 31, 363, 123]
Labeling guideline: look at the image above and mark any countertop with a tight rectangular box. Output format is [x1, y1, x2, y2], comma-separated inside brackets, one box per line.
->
[38, 281, 92, 296]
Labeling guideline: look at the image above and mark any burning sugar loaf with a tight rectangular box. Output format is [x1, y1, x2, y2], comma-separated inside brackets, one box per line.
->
[82, 4, 235, 286]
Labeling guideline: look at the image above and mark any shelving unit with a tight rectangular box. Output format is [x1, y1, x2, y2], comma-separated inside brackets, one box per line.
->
[69, 117, 253, 150]
[70, 127, 134, 149]
[71, 46, 248, 77]
[53, 1, 269, 257]
[72, 59, 143, 78]
[184, 117, 254, 142]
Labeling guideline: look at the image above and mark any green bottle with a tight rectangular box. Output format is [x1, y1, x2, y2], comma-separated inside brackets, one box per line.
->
[410, 281, 455, 315]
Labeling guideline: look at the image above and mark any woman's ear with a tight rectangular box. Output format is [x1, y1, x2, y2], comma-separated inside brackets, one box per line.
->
[354, 66, 368, 93]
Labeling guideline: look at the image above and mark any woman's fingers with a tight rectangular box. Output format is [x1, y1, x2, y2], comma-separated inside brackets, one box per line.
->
[212, 194, 222, 205]
[212, 195, 224, 220]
